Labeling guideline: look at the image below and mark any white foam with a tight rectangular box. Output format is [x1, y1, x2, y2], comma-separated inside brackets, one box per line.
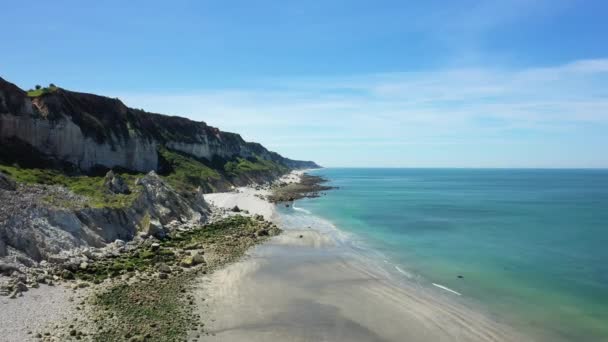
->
[432, 283, 462, 296]
[394, 266, 414, 279]
[291, 204, 311, 215]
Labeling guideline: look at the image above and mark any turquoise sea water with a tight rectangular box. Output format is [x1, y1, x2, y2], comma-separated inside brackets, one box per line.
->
[295, 168, 608, 341]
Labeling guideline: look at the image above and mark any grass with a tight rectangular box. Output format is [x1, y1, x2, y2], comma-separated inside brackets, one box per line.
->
[0, 146, 291, 208]
[224, 156, 288, 177]
[26, 85, 58, 97]
[159, 147, 222, 194]
[0, 163, 141, 208]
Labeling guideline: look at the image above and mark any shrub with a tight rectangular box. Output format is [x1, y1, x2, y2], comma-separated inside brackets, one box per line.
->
[35, 85, 41, 90]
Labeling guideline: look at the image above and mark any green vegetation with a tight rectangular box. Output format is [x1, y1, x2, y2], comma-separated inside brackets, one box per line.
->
[26, 84, 58, 97]
[87, 216, 277, 341]
[0, 163, 141, 208]
[268, 174, 334, 203]
[224, 156, 288, 177]
[94, 275, 191, 341]
[75, 215, 267, 282]
[158, 147, 222, 193]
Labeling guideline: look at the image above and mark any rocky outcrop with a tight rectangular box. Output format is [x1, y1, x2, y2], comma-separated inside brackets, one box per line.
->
[0, 171, 16, 191]
[0, 172, 208, 265]
[0, 77, 319, 173]
[104, 170, 130, 194]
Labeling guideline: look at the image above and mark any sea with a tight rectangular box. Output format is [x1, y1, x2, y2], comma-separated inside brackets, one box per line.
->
[279, 168, 608, 341]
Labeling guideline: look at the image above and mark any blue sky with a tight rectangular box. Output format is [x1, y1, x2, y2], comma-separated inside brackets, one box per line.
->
[2, 0, 608, 167]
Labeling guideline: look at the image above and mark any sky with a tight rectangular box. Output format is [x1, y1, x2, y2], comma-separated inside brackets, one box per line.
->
[2, 0, 608, 167]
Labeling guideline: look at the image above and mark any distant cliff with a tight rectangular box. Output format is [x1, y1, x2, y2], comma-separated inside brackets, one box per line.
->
[0, 77, 319, 173]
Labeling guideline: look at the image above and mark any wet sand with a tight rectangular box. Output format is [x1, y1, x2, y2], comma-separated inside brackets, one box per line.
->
[197, 179, 524, 342]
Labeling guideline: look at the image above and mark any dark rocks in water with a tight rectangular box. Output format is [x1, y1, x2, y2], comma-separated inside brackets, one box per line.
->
[104, 170, 130, 194]
[0, 171, 16, 191]
[457, 275, 464, 279]
[231, 206, 241, 212]
[298, 235, 303, 239]
[256, 229, 269, 237]
[285, 204, 290, 207]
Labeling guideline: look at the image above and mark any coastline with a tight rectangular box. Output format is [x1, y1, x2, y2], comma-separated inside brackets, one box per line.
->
[198, 170, 524, 342]
[0, 169, 527, 341]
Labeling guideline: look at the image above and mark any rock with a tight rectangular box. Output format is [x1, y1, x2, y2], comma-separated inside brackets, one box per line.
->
[192, 253, 206, 265]
[61, 270, 74, 280]
[0, 262, 21, 275]
[143, 220, 167, 239]
[129, 335, 145, 342]
[15, 282, 28, 292]
[0, 171, 16, 191]
[299, 235, 303, 238]
[181, 253, 205, 267]
[158, 272, 168, 279]
[457, 275, 464, 279]
[79, 262, 89, 270]
[231, 205, 241, 212]
[114, 239, 126, 248]
[157, 263, 171, 274]
[150, 242, 161, 251]
[184, 242, 203, 250]
[181, 257, 194, 267]
[256, 229, 269, 237]
[103, 170, 130, 194]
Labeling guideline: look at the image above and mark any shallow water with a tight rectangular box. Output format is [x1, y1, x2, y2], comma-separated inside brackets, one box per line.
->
[291, 168, 608, 341]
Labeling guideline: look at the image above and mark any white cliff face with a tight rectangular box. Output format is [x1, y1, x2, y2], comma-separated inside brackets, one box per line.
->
[0, 172, 209, 264]
[0, 114, 158, 172]
[0, 77, 318, 174]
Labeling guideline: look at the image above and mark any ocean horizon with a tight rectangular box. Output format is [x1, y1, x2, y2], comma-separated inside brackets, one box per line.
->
[286, 168, 608, 341]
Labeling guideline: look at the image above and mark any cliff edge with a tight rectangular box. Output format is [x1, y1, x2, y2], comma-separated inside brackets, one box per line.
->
[0, 77, 319, 173]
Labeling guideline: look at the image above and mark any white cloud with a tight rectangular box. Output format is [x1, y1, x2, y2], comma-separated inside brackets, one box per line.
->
[110, 58, 608, 166]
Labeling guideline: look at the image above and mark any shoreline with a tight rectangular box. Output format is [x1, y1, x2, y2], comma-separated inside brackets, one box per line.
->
[0, 169, 527, 341]
[198, 171, 524, 342]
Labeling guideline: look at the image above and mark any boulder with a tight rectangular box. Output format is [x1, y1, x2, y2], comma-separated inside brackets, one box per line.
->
[256, 229, 269, 237]
[0, 262, 21, 276]
[0, 171, 16, 191]
[142, 220, 167, 239]
[15, 282, 28, 292]
[103, 170, 130, 194]
[181, 253, 205, 267]
[157, 263, 171, 274]
[191, 253, 206, 265]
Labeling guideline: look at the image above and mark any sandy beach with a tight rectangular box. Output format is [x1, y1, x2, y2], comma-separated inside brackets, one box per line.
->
[199, 172, 523, 342]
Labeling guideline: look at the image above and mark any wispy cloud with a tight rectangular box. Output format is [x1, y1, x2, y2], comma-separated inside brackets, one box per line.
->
[114, 58, 608, 167]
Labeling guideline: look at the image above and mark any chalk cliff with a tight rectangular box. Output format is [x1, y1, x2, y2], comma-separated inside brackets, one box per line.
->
[0, 77, 319, 173]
